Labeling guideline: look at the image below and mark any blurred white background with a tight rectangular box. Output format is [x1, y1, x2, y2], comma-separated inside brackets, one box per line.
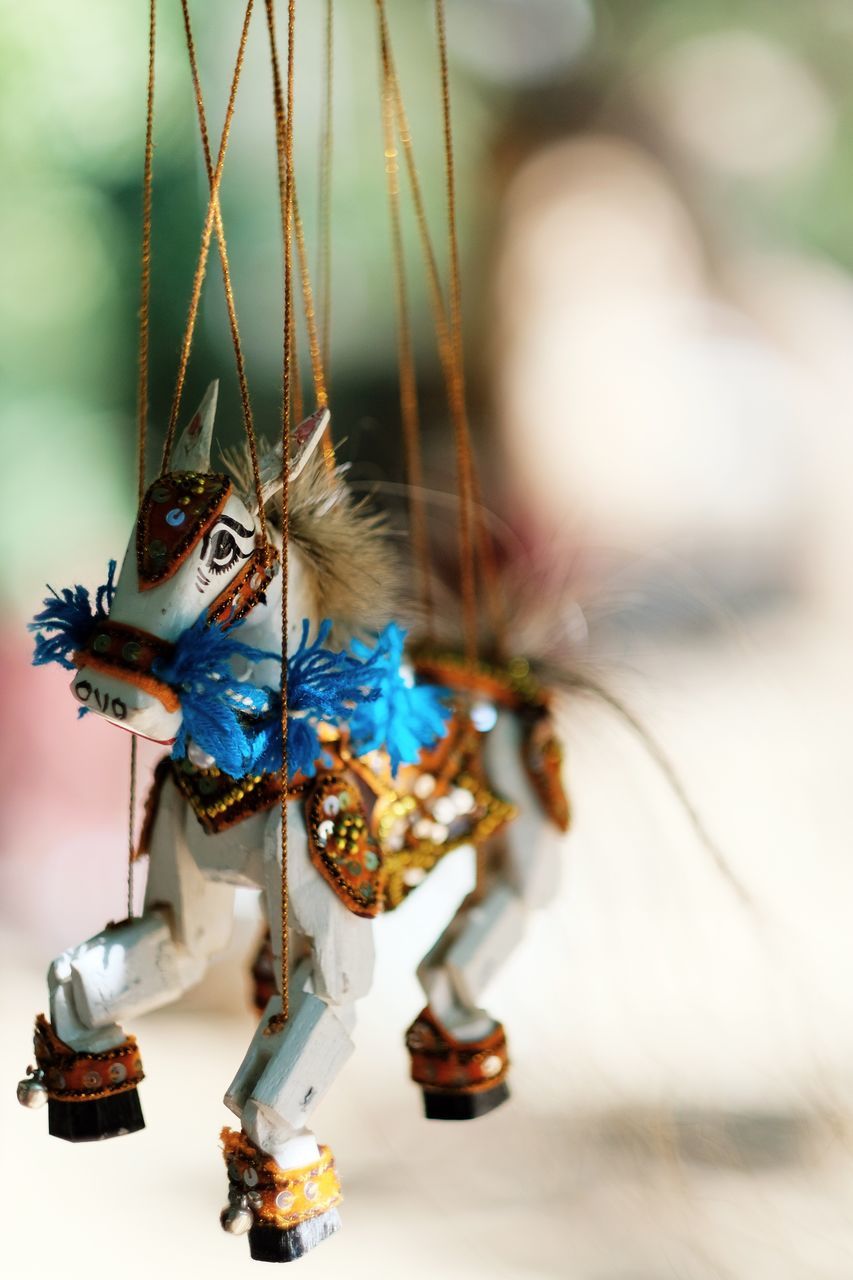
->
[3, 1, 853, 1276]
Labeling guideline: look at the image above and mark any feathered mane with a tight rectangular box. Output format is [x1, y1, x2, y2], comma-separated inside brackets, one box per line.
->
[222, 441, 403, 645]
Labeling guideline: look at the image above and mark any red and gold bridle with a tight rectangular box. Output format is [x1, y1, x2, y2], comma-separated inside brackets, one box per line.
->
[73, 471, 276, 711]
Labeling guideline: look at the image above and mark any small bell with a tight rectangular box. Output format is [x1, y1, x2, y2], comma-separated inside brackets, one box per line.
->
[220, 1202, 254, 1235]
[17, 1072, 48, 1109]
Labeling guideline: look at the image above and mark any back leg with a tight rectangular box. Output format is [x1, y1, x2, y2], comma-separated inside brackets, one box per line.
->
[409, 708, 566, 1119]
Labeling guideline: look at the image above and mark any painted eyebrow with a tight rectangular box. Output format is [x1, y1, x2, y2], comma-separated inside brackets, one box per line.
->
[215, 514, 255, 539]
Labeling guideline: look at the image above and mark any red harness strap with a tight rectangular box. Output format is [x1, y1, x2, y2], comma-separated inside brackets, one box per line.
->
[73, 541, 277, 711]
[74, 620, 179, 711]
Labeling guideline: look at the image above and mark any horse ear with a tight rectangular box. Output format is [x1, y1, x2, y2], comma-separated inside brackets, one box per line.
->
[250, 406, 331, 513]
[290, 406, 330, 481]
[170, 380, 219, 472]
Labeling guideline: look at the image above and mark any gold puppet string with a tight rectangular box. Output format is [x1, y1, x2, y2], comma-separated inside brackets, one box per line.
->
[378, 43, 434, 633]
[318, 0, 334, 376]
[178, 0, 270, 549]
[128, 0, 158, 919]
[137, 0, 156, 506]
[375, 0, 475, 663]
[264, 0, 297, 1031]
[432, 0, 509, 659]
[376, 1, 509, 896]
[159, 2, 269, 538]
[432, 0, 493, 896]
[266, 1, 331, 463]
[374, 1, 508, 659]
[160, 0, 253, 461]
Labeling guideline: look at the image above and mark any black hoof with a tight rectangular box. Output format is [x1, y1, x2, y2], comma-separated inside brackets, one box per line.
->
[423, 1080, 510, 1121]
[248, 1209, 342, 1263]
[48, 1087, 145, 1143]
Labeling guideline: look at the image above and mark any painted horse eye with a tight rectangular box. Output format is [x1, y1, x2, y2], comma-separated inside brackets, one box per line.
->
[208, 529, 240, 576]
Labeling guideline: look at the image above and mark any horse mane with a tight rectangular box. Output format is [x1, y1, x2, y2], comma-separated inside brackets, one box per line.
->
[222, 441, 402, 644]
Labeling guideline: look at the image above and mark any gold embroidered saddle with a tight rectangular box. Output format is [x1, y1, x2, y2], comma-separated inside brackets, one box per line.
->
[138, 657, 570, 918]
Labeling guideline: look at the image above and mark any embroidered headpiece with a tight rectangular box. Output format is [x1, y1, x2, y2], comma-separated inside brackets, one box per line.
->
[136, 471, 233, 589]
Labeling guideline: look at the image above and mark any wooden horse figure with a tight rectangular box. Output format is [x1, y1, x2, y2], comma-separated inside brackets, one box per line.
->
[18, 383, 570, 1263]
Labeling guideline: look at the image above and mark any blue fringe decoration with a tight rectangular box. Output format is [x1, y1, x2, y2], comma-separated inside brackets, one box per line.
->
[29, 561, 117, 671]
[246, 621, 448, 779]
[30, 564, 449, 780]
[250, 619, 382, 779]
[153, 615, 279, 780]
[349, 623, 451, 772]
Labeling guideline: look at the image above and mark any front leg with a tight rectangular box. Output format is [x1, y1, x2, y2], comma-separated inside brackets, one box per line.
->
[220, 803, 374, 1262]
[18, 777, 235, 1141]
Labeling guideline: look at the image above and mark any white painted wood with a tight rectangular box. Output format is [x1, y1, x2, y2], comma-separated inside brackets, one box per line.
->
[445, 883, 527, 1009]
[225, 961, 315, 1112]
[48, 977, 126, 1054]
[225, 958, 357, 1172]
[413, 708, 569, 1036]
[144, 778, 237, 951]
[484, 708, 564, 907]
[263, 805, 376, 1006]
[242, 995, 354, 1132]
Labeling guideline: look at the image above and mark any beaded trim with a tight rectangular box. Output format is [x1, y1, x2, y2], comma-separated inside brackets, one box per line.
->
[207, 546, 277, 631]
[367, 718, 517, 909]
[73, 619, 179, 712]
[406, 1007, 509, 1095]
[171, 758, 290, 835]
[413, 651, 550, 712]
[222, 1129, 342, 1231]
[32, 1014, 144, 1102]
[413, 654, 571, 835]
[136, 471, 232, 589]
[164, 720, 517, 911]
[305, 775, 385, 918]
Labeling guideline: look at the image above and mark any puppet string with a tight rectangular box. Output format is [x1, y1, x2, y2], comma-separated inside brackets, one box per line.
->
[160, 0, 254, 473]
[377, 41, 434, 633]
[128, 0, 157, 919]
[375, 1, 507, 659]
[179, 0, 270, 551]
[318, 0, 334, 379]
[264, 0, 297, 1031]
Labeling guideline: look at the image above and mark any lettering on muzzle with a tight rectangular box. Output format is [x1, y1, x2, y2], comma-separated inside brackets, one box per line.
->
[74, 680, 127, 720]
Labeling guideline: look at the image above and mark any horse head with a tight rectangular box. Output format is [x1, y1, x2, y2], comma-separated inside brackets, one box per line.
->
[70, 382, 328, 749]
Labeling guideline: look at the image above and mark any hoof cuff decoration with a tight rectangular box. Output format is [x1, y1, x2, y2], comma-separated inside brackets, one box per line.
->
[19, 1014, 145, 1142]
[221, 1129, 342, 1262]
[406, 1006, 510, 1121]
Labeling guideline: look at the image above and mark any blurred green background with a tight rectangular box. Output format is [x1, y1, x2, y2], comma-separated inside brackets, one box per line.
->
[4, 0, 853, 602]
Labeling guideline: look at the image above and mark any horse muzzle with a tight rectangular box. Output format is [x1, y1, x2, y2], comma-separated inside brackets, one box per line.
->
[71, 620, 181, 742]
[73, 619, 178, 712]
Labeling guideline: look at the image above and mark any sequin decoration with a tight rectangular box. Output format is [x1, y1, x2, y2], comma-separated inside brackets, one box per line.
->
[32, 1014, 144, 1102]
[136, 471, 232, 589]
[171, 757, 293, 836]
[221, 1129, 342, 1232]
[413, 652, 570, 833]
[365, 717, 517, 910]
[306, 775, 386, 918]
[405, 1006, 510, 1096]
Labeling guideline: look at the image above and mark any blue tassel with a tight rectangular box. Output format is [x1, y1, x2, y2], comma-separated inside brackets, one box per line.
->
[349, 622, 451, 772]
[249, 620, 381, 779]
[153, 616, 279, 780]
[30, 567, 450, 781]
[250, 622, 449, 778]
[30, 561, 117, 671]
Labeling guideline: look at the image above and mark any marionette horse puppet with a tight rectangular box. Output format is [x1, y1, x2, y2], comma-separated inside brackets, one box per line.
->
[18, 383, 570, 1264]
